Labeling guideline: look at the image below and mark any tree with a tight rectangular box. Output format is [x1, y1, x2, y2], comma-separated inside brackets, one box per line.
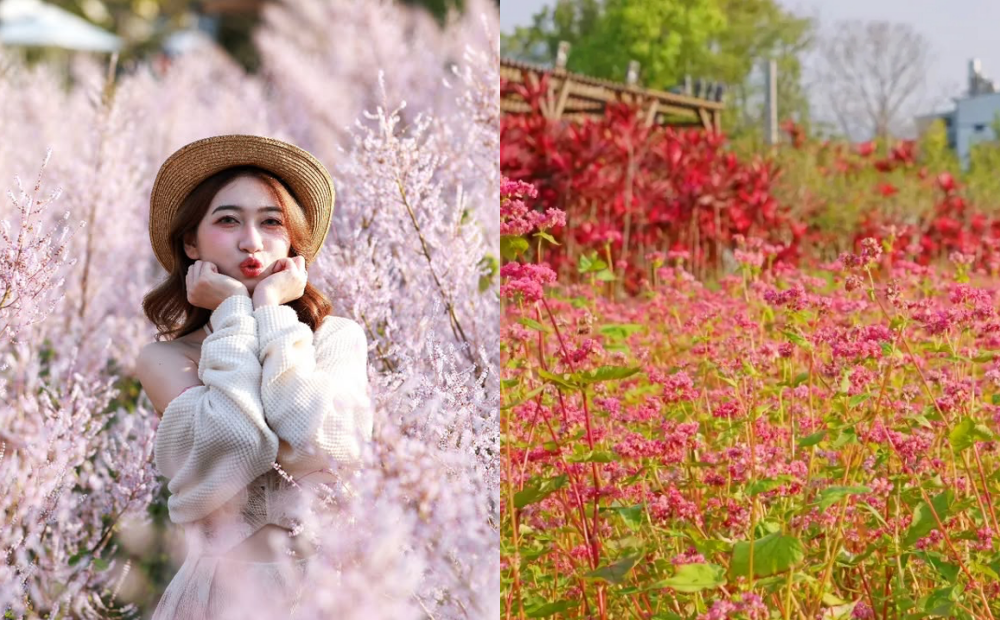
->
[697, 0, 814, 137]
[500, 0, 815, 139]
[500, 0, 602, 66]
[814, 20, 931, 142]
[567, 0, 726, 87]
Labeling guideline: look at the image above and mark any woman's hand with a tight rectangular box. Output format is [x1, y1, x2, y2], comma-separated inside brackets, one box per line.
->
[252, 256, 307, 308]
[186, 260, 249, 311]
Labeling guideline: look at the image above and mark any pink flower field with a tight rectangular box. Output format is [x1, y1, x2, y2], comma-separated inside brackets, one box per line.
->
[501, 179, 1000, 619]
[1, 1, 500, 618]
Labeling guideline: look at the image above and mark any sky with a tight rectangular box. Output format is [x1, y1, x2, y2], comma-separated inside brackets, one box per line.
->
[500, 0, 1000, 116]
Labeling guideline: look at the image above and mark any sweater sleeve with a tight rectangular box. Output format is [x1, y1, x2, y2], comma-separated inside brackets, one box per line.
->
[153, 294, 280, 524]
[252, 304, 373, 470]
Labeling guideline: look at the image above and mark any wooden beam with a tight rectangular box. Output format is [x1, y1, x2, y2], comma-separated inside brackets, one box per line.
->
[500, 57, 725, 128]
[524, 70, 553, 118]
[697, 107, 712, 131]
[645, 99, 660, 127]
[553, 77, 572, 119]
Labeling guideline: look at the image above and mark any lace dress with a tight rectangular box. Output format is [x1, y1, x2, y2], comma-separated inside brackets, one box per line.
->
[148, 295, 372, 619]
[150, 468, 312, 620]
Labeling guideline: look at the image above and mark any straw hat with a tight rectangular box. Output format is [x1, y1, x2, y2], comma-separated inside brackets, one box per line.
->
[149, 134, 334, 273]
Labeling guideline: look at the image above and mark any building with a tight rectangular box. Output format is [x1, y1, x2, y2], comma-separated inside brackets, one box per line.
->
[916, 58, 1000, 167]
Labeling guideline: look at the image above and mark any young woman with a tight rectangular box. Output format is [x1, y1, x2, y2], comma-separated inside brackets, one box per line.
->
[136, 135, 373, 618]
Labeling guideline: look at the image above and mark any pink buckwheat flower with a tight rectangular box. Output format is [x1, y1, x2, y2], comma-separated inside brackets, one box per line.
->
[499, 262, 556, 303]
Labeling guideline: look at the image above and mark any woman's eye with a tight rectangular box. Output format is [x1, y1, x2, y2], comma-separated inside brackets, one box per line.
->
[218, 216, 282, 226]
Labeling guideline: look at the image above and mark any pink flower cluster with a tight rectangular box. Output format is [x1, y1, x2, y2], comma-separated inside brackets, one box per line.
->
[698, 593, 767, 620]
[499, 262, 556, 303]
[500, 177, 565, 236]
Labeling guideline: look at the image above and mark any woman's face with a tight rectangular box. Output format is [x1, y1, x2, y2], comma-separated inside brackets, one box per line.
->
[183, 175, 291, 295]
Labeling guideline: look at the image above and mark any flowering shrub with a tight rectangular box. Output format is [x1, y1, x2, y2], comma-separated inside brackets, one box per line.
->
[500, 74, 804, 291]
[500, 83, 1000, 289]
[764, 120, 1000, 270]
[501, 177, 1000, 618]
[1, 0, 500, 617]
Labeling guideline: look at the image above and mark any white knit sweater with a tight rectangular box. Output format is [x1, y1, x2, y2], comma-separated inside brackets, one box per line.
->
[153, 294, 373, 525]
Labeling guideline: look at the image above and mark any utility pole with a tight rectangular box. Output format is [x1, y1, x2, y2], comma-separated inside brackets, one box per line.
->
[764, 59, 778, 145]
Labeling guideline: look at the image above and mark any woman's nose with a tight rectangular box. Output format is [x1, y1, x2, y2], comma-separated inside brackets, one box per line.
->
[239, 225, 264, 252]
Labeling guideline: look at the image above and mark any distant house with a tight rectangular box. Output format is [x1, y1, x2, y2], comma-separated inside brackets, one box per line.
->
[916, 58, 1000, 167]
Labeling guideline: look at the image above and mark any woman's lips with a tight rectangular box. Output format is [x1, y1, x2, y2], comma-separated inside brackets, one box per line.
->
[240, 265, 264, 278]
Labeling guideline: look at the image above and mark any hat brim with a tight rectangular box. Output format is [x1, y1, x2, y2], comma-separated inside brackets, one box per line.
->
[149, 135, 334, 273]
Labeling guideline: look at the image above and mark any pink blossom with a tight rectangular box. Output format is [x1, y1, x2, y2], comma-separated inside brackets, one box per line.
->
[499, 261, 557, 303]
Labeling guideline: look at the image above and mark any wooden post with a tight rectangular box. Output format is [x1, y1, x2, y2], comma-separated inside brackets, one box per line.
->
[626, 60, 640, 87]
[764, 59, 778, 145]
[556, 41, 570, 71]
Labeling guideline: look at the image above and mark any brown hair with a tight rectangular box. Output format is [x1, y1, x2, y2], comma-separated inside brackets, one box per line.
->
[142, 165, 333, 342]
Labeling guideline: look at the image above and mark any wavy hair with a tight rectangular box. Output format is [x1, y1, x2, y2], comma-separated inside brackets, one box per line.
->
[142, 165, 333, 342]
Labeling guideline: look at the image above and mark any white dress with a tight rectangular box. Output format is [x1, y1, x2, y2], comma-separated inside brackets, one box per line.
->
[149, 295, 372, 619]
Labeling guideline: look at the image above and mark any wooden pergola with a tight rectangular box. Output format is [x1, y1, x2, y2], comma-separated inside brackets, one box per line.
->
[501, 57, 724, 131]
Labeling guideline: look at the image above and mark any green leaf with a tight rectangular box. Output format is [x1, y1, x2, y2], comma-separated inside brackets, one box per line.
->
[524, 599, 580, 618]
[595, 268, 617, 282]
[903, 490, 955, 547]
[788, 372, 810, 387]
[500, 385, 545, 410]
[913, 551, 959, 583]
[798, 430, 826, 447]
[657, 563, 726, 593]
[573, 366, 642, 384]
[598, 324, 644, 340]
[838, 373, 851, 394]
[500, 235, 530, 260]
[691, 538, 733, 557]
[532, 230, 561, 246]
[92, 557, 110, 571]
[742, 359, 760, 377]
[586, 554, 640, 584]
[517, 317, 552, 333]
[601, 504, 644, 530]
[781, 330, 813, 350]
[514, 475, 568, 509]
[729, 533, 804, 578]
[566, 449, 617, 463]
[848, 393, 871, 408]
[971, 561, 999, 581]
[949, 417, 994, 452]
[831, 427, 857, 449]
[920, 585, 958, 616]
[747, 476, 792, 496]
[537, 369, 579, 391]
[578, 253, 607, 273]
[813, 486, 871, 512]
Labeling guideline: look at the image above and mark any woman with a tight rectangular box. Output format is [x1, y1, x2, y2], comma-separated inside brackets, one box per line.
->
[136, 135, 373, 619]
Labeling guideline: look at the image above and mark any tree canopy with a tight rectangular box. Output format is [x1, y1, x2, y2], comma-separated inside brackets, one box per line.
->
[501, 0, 815, 138]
